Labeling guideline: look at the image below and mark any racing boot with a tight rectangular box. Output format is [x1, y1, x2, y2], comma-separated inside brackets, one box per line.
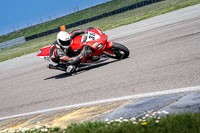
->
[48, 64, 57, 69]
[48, 64, 66, 71]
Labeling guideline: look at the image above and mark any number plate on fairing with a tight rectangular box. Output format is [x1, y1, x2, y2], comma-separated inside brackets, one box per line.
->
[85, 31, 100, 42]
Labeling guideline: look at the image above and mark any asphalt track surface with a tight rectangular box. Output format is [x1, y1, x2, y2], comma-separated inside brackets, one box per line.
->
[0, 4, 200, 118]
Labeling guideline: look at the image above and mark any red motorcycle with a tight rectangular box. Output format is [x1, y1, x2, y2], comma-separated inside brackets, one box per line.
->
[37, 28, 129, 72]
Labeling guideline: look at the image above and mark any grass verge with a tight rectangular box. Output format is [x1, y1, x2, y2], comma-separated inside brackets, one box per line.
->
[1, 112, 200, 133]
[0, 0, 200, 62]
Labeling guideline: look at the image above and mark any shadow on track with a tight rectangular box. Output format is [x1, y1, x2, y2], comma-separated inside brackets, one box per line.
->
[44, 59, 118, 80]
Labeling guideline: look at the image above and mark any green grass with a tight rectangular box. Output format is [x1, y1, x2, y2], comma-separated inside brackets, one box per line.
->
[0, 33, 56, 61]
[63, 113, 200, 133]
[0, 0, 200, 62]
[1, 113, 200, 133]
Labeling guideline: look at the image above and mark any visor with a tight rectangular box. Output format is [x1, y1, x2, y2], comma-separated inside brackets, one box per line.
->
[59, 39, 71, 46]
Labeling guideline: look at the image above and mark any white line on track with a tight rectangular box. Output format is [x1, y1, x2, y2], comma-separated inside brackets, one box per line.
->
[0, 85, 200, 121]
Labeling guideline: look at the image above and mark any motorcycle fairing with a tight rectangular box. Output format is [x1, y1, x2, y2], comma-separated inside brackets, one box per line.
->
[37, 45, 53, 60]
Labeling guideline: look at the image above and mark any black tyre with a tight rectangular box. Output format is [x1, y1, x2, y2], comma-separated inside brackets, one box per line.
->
[106, 43, 130, 59]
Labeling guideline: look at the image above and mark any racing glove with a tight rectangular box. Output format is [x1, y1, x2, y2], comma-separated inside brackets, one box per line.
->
[80, 45, 93, 57]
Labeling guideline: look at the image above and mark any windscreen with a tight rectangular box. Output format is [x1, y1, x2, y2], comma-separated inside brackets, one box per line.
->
[82, 31, 100, 43]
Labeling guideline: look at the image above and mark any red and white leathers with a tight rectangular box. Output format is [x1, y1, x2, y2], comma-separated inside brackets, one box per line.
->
[49, 30, 91, 66]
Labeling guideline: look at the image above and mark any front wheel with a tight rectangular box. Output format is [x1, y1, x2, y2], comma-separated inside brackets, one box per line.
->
[105, 43, 130, 59]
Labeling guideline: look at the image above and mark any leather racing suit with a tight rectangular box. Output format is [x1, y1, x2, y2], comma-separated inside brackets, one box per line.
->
[49, 30, 92, 72]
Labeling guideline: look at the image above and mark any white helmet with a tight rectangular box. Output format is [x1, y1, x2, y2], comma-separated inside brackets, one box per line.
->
[56, 31, 71, 49]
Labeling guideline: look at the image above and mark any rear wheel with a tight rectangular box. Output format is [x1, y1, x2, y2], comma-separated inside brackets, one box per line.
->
[105, 43, 129, 59]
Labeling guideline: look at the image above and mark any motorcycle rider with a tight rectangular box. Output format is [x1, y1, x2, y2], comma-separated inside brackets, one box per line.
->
[49, 29, 92, 74]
